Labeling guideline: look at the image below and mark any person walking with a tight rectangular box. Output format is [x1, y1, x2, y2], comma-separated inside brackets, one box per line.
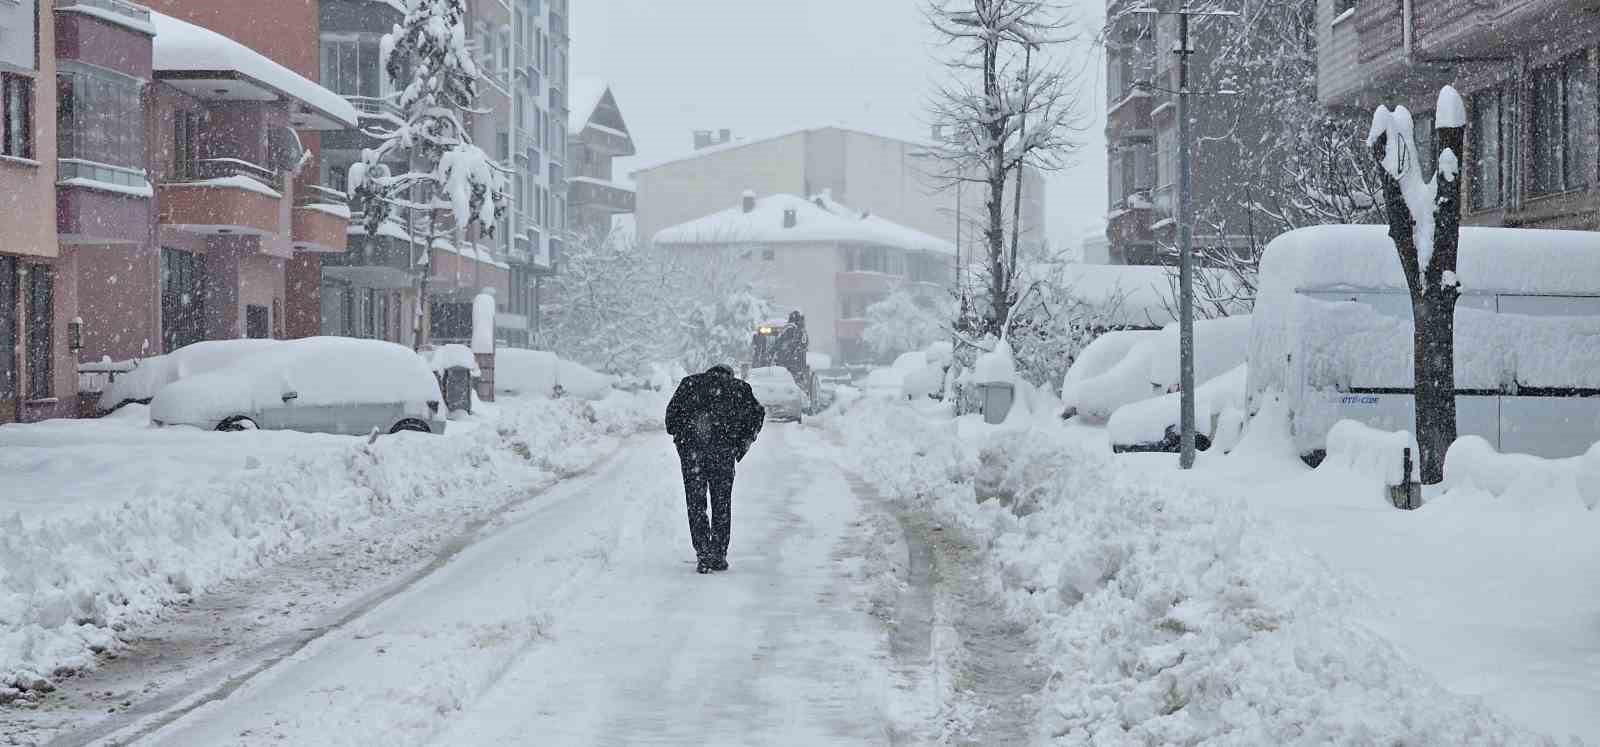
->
[665, 364, 766, 574]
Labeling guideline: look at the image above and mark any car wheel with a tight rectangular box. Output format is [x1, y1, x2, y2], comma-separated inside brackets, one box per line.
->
[216, 416, 258, 432]
[389, 419, 431, 435]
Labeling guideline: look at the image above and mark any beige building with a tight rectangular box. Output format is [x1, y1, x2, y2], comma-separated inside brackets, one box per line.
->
[654, 192, 954, 364]
[631, 125, 1047, 264]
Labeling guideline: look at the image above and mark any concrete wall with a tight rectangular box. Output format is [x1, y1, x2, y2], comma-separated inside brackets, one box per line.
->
[633, 132, 810, 241]
[71, 244, 161, 361]
[0, 1, 57, 261]
[142, 0, 320, 80]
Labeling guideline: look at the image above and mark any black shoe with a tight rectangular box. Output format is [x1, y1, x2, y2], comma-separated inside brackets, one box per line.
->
[711, 558, 729, 572]
[696, 558, 713, 574]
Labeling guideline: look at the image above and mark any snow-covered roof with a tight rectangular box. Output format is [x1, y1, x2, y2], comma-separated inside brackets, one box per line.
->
[568, 76, 608, 135]
[653, 193, 955, 255]
[630, 124, 934, 177]
[1262, 225, 1600, 295]
[150, 12, 358, 130]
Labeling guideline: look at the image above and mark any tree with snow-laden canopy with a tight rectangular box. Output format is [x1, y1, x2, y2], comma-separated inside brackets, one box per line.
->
[1367, 86, 1466, 485]
[347, 0, 509, 345]
[924, 0, 1087, 342]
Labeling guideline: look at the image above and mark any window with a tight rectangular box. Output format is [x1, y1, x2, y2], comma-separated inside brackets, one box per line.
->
[161, 248, 205, 352]
[1471, 88, 1504, 210]
[0, 257, 15, 408]
[0, 1, 38, 71]
[1531, 55, 1590, 195]
[2, 73, 33, 159]
[320, 38, 382, 98]
[173, 111, 204, 179]
[24, 265, 52, 399]
[56, 64, 144, 169]
[246, 305, 270, 339]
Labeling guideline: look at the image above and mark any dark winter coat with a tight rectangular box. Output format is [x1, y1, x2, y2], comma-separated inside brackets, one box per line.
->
[666, 369, 766, 465]
[773, 323, 808, 371]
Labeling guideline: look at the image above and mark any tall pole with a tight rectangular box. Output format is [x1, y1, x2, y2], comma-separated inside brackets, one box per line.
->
[1010, 43, 1032, 274]
[1177, 9, 1196, 469]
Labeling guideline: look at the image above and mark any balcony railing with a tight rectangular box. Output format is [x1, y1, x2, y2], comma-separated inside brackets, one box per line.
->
[58, 158, 149, 191]
[295, 184, 350, 210]
[346, 95, 403, 121]
[170, 157, 283, 193]
[54, 0, 150, 25]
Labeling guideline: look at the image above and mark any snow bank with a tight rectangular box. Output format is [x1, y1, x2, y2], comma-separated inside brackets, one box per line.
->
[971, 339, 1017, 384]
[0, 391, 667, 696]
[494, 348, 616, 400]
[1325, 420, 1417, 485]
[822, 401, 1548, 743]
[1442, 435, 1578, 504]
[1107, 363, 1248, 448]
[100, 339, 283, 410]
[471, 291, 496, 355]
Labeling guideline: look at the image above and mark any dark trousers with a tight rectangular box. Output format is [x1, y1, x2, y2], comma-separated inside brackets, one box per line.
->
[677, 443, 735, 560]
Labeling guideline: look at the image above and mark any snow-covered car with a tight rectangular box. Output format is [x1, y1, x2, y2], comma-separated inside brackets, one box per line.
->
[99, 338, 284, 412]
[1109, 364, 1248, 454]
[150, 337, 446, 435]
[747, 366, 808, 422]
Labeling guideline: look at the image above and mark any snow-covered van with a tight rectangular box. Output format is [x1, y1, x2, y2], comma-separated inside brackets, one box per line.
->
[1249, 225, 1600, 461]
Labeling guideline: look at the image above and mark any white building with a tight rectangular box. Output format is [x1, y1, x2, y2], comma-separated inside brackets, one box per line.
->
[654, 192, 954, 363]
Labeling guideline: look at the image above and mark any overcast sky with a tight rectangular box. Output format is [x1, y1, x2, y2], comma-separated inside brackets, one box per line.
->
[570, 0, 1109, 249]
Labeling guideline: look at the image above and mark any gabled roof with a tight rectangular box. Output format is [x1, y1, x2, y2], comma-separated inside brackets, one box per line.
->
[568, 77, 608, 135]
[151, 11, 358, 130]
[653, 193, 954, 255]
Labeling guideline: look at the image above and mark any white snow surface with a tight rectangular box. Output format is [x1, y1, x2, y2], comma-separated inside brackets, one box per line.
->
[747, 366, 806, 410]
[58, 177, 154, 199]
[1435, 85, 1467, 129]
[147, 338, 441, 427]
[1059, 330, 1156, 403]
[493, 348, 617, 400]
[1064, 316, 1251, 423]
[823, 399, 1563, 743]
[427, 343, 480, 375]
[1107, 363, 1248, 448]
[0, 390, 668, 696]
[1325, 419, 1418, 485]
[149, 11, 357, 128]
[471, 290, 496, 354]
[653, 193, 955, 255]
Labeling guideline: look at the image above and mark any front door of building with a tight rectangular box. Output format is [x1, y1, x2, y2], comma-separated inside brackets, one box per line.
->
[0, 257, 16, 423]
[161, 248, 204, 352]
[246, 305, 269, 339]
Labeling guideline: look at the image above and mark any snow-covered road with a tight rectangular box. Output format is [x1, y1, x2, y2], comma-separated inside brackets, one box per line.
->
[126, 425, 903, 746]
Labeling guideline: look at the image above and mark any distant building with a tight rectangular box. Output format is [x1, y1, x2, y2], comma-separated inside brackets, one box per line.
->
[653, 192, 954, 363]
[631, 125, 1047, 262]
[566, 78, 636, 241]
[1316, 0, 1598, 232]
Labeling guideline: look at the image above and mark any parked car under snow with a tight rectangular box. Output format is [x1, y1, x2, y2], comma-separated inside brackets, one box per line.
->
[747, 366, 808, 422]
[149, 337, 446, 435]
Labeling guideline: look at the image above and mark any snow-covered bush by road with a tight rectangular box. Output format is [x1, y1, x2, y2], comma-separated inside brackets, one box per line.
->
[821, 399, 1549, 743]
[0, 391, 664, 698]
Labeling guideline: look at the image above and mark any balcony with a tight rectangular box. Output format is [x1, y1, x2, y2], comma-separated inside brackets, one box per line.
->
[1414, 0, 1600, 59]
[57, 160, 152, 244]
[1106, 190, 1155, 246]
[292, 186, 351, 254]
[1317, 0, 1459, 108]
[158, 157, 283, 238]
[53, 0, 151, 28]
[574, 123, 634, 157]
[568, 177, 635, 214]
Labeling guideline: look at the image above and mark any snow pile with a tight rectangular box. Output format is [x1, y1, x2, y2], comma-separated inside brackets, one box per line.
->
[0, 391, 667, 697]
[1442, 435, 1578, 504]
[823, 400, 1547, 743]
[494, 348, 617, 400]
[1324, 420, 1417, 486]
[148, 338, 442, 427]
[860, 350, 945, 399]
[100, 339, 283, 410]
[427, 343, 480, 375]
[471, 290, 497, 355]
[1107, 363, 1248, 449]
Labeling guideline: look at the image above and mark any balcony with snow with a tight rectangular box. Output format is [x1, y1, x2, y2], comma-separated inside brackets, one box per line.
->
[149, 10, 357, 252]
[291, 185, 352, 254]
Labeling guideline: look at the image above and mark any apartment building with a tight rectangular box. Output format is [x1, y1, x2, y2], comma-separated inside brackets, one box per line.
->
[567, 77, 635, 241]
[318, 0, 569, 349]
[1318, 0, 1599, 232]
[654, 192, 955, 364]
[631, 125, 1047, 261]
[1102, 0, 1277, 266]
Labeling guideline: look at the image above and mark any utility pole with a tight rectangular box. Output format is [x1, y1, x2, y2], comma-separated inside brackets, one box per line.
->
[1130, 3, 1236, 470]
[1176, 9, 1195, 469]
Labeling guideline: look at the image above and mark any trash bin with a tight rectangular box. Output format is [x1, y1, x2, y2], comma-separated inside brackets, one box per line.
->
[975, 381, 1015, 425]
[441, 365, 474, 415]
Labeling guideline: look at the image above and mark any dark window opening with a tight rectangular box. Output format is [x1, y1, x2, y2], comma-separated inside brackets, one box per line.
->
[246, 305, 270, 339]
[161, 248, 205, 352]
[2, 73, 34, 159]
[24, 265, 53, 399]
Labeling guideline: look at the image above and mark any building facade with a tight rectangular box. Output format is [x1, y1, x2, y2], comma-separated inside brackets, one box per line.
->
[654, 193, 955, 364]
[631, 125, 1047, 262]
[1317, 0, 1599, 233]
[566, 78, 635, 241]
[1103, 0, 1277, 266]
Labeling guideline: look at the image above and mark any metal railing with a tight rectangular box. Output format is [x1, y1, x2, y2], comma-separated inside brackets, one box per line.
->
[345, 95, 403, 121]
[170, 157, 283, 192]
[54, 0, 150, 24]
[295, 184, 350, 209]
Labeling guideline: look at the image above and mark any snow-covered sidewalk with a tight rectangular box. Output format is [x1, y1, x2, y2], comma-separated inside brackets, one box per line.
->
[818, 398, 1561, 744]
[0, 393, 663, 704]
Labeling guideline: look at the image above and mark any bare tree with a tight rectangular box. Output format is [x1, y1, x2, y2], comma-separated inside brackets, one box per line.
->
[1368, 88, 1466, 485]
[925, 0, 1088, 339]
